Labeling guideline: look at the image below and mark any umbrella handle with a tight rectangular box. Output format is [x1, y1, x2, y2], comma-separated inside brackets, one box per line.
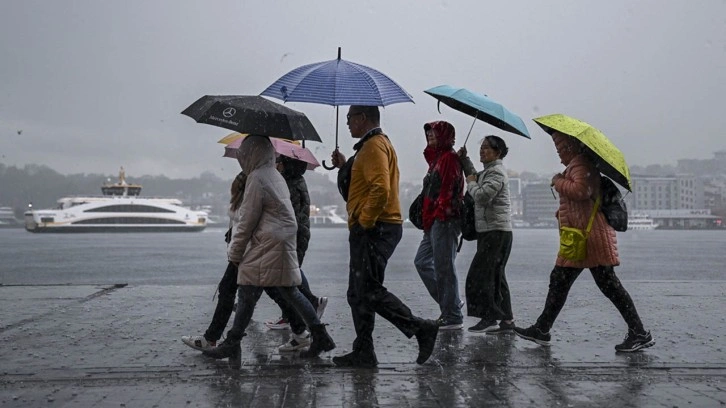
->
[322, 160, 336, 170]
[322, 105, 341, 170]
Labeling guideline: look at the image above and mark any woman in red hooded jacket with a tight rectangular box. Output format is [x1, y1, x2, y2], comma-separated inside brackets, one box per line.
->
[413, 121, 465, 330]
[514, 132, 654, 352]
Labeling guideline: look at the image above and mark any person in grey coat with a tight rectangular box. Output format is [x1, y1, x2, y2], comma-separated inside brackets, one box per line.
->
[203, 135, 335, 368]
[458, 135, 515, 334]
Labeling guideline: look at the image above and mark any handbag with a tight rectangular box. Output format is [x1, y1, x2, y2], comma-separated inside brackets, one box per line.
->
[408, 193, 424, 230]
[558, 197, 600, 261]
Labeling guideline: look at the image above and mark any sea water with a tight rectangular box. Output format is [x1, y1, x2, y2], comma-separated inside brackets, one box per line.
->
[1, 228, 724, 286]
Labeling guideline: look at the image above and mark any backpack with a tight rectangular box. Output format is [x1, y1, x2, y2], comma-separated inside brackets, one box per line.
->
[600, 176, 628, 232]
[459, 192, 477, 241]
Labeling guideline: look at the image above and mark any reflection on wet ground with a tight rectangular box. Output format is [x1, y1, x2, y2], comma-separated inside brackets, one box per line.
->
[1, 281, 725, 407]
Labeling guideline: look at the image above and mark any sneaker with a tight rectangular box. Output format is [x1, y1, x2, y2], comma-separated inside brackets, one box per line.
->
[615, 330, 655, 352]
[486, 321, 516, 334]
[279, 330, 311, 352]
[436, 317, 464, 331]
[513, 325, 551, 346]
[468, 319, 498, 333]
[332, 349, 378, 368]
[181, 335, 216, 351]
[316, 297, 328, 320]
[264, 317, 290, 330]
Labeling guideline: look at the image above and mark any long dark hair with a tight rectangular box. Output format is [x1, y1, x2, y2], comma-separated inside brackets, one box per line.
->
[230, 172, 246, 212]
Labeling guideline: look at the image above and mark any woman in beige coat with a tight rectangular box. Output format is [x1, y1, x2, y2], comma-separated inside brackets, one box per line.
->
[203, 135, 335, 368]
[514, 132, 654, 352]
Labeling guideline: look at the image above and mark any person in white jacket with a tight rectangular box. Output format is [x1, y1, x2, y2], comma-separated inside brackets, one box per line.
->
[203, 135, 335, 368]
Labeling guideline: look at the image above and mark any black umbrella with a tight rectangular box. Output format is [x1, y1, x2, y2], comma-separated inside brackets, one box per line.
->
[181, 95, 322, 142]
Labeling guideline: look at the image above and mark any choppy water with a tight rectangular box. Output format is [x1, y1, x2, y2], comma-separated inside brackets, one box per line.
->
[1, 227, 724, 285]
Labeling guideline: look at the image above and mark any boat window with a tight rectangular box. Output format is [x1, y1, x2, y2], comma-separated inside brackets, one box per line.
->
[84, 204, 175, 213]
[72, 217, 187, 225]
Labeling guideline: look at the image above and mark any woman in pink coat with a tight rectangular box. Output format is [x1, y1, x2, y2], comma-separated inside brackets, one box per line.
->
[514, 132, 654, 352]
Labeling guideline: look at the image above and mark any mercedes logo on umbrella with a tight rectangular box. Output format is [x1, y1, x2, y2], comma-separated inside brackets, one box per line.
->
[222, 107, 236, 118]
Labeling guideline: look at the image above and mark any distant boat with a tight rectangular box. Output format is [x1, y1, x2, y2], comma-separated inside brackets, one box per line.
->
[0, 206, 22, 228]
[627, 214, 659, 231]
[310, 205, 347, 228]
[24, 168, 207, 233]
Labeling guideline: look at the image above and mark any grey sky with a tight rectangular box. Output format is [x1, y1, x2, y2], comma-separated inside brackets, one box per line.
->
[1, 1, 724, 183]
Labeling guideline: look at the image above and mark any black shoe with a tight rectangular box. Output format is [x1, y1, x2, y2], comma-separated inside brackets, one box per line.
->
[415, 319, 438, 364]
[300, 324, 336, 358]
[467, 319, 498, 333]
[332, 350, 378, 368]
[486, 321, 516, 334]
[513, 325, 551, 346]
[615, 330, 655, 352]
[202, 338, 241, 369]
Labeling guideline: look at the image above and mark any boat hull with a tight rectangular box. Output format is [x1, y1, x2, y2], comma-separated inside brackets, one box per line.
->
[25, 224, 206, 233]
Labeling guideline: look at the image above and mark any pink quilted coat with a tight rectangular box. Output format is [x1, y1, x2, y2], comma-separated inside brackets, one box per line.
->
[552, 139, 620, 268]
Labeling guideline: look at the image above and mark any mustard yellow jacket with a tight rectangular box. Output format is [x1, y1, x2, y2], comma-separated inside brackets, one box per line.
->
[346, 134, 402, 228]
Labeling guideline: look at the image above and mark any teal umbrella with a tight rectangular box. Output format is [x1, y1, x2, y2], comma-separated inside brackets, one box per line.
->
[424, 85, 530, 144]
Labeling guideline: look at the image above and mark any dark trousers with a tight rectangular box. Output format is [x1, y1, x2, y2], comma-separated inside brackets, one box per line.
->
[347, 222, 420, 353]
[204, 262, 238, 342]
[264, 270, 317, 335]
[535, 265, 645, 333]
[465, 230, 513, 321]
[227, 285, 320, 342]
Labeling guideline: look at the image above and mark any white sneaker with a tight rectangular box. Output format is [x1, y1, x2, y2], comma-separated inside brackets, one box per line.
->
[264, 317, 290, 330]
[316, 297, 329, 320]
[181, 335, 216, 351]
[278, 330, 311, 352]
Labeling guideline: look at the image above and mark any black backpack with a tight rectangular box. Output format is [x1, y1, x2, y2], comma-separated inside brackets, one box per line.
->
[600, 176, 628, 232]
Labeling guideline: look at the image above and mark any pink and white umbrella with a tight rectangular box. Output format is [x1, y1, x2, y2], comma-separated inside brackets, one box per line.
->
[219, 133, 320, 170]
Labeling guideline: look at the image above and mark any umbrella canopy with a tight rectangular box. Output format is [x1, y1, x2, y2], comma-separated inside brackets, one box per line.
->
[424, 85, 530, 143]
[181, 95, 322, 142]
[533, 114, 632, 191]
[260, 50, 413, 107]
[261, 48, 414, 169]
[219, 133, 319, 170]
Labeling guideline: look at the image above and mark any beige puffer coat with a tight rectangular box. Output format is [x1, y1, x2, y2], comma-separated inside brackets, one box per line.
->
[227, 135, 301, 287]
[553, 151, 620, 268]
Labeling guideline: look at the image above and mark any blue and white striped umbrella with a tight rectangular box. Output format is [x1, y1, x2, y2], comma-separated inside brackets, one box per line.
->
[261, 52, 413, 107]
[261, 48, 414, 169]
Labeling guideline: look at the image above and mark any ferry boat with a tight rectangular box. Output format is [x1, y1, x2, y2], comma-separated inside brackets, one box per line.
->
[627, 214, 659, 231]
[24, 168, 207, 233]
[309, 205, 347, 227]
[0, 206, 22, 228]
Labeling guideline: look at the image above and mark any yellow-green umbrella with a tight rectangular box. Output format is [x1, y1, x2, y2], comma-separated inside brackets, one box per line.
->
[533, 114, 632, 191]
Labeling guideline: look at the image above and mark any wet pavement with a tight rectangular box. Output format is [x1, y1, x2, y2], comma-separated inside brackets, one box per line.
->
[1, 279, 724, 407]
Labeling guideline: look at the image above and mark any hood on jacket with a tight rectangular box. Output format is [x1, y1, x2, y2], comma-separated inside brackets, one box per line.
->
[279, 155, 307, 180]
[424, 121, 456, 149]
[237, 135, 275, 175]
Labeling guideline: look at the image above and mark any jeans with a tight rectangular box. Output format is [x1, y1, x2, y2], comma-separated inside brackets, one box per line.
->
[414, 219, 463, 323]
[204, 262, 238, 342]
[347, 222, 421, 353]
[227, 284, 320, 342]
[535, 265, 645, 333]
[265, 269, 318, 335]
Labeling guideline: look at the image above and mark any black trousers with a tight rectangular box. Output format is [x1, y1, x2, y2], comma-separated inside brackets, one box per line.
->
[347, 222, 421, 353]
[465, 230, 513, 321]
[204, 262, 238, 342]
[535, 265, 645, 333]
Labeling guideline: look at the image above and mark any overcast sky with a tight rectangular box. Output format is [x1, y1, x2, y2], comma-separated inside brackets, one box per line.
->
[1, 1, 725, 183]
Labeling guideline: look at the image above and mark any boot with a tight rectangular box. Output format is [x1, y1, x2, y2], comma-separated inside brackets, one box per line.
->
[300, 323, 335, 358]
[415, 319, 438, 364]
[202, 337, 242, 369]
[332, 349, 378, 368]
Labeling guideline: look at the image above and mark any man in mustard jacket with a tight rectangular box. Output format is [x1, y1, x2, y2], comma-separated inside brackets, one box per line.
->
[330, 105, 439, 367]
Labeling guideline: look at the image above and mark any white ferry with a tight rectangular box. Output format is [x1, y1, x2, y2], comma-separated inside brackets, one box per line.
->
[24, 168, 207, 233]
[627, 214, 659, 231]
[309, 205, 347, 227]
